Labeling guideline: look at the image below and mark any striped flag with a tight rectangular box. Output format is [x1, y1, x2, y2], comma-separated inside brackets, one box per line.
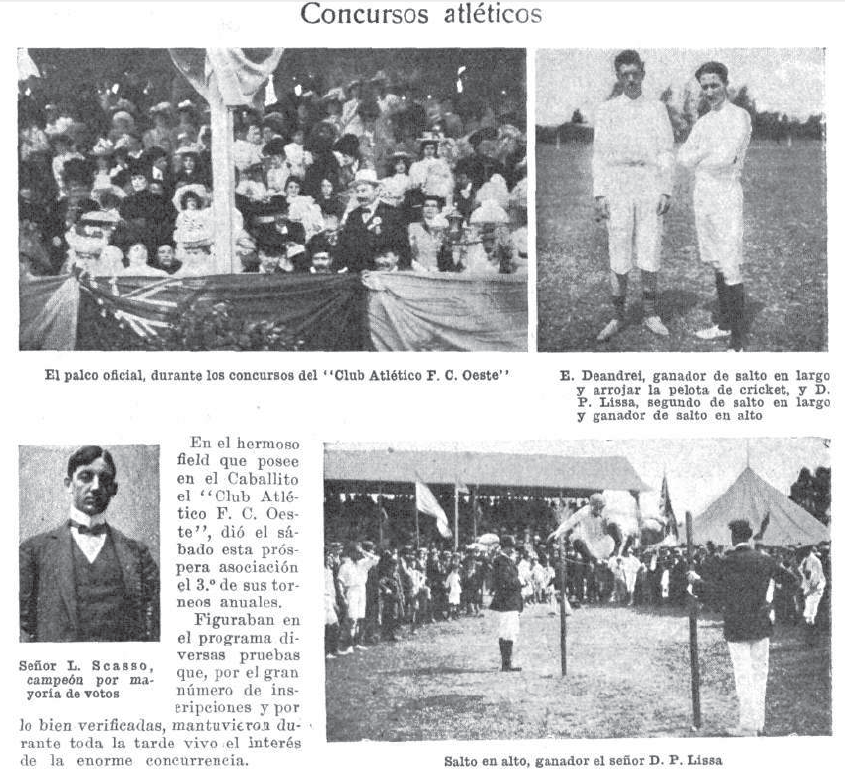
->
[659, 474, 680, 545]
[416, 480, 452, 538]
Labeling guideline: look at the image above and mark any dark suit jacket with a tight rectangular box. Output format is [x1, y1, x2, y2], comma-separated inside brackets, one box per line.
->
[20, 523, 160, 643]
[705, 544, 788, 642]
[336, 202, 407, 272]
[489, 552, 523, 613]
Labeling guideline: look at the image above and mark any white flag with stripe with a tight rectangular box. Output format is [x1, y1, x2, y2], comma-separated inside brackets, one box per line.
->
[416, 480, 452, 538]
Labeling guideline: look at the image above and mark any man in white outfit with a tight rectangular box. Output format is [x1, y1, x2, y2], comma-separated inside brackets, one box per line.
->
[593, 50, 675, 342]
[678, 61, 752, 351]
[799, 546, 826, 644]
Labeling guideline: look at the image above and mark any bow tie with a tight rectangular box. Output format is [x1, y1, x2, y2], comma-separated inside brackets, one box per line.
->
[69, 520, 107, 536]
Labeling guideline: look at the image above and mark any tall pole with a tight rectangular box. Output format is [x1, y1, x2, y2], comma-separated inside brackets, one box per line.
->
[454, 484, 459, 551]
[415, 489, 420, 550]
[209, 82, 236, 274]
[685, 510, 702, 730]
[377, 487, 384, 549]
[472, 486, 478, 541]
[558, 536, 567, 676]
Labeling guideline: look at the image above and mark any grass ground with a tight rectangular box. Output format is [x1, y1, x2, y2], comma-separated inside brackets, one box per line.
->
[536, 141, 827, 352]
[325, 601, 830, 741]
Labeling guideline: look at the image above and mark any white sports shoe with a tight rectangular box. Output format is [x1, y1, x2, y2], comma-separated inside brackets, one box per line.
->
[596, 318, 621, 342]
[695, 324, 731, 340]
[643, 315, 669, 336]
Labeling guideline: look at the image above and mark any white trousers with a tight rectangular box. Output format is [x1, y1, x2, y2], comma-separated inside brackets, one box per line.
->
[727, 637, 770, 732]
[803, 587, 825, 624]
[497, 611, 520, 642]
[605, 168, 663, 274]
[694, 177, 744, 285]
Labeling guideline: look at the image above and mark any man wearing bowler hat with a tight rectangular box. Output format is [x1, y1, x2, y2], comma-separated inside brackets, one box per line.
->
[20, 446, 160, 643]
[490, 535, 524, 672]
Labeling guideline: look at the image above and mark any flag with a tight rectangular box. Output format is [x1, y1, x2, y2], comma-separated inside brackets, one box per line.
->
[659, 474, 680, 545]
[416, 480, 452, 538]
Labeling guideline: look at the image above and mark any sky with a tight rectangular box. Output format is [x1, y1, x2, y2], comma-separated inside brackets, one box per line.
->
[536, 48, 825, 125]
[330, 438, 830, 520]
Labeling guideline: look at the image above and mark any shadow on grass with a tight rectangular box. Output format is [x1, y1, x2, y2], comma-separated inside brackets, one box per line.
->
[387, 666, 494, 676]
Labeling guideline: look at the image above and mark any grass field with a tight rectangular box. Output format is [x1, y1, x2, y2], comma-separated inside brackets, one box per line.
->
[536, 141, 827, 351]
[325, 601, 830, 741]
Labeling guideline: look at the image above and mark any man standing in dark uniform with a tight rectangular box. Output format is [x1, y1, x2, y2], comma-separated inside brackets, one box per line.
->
[688, 519, 795, 736]
[489, 535, 523, 672]
[20, 446, 160, 643]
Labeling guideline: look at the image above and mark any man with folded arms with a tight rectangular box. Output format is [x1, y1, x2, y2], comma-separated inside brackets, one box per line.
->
[679, 61, 753, 352]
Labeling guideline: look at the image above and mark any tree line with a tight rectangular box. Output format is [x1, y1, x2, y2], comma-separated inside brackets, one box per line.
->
[537, 84, 824, 145]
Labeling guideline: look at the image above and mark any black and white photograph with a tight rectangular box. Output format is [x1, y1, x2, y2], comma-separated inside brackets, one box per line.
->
[19, 444, 160, 643]
[18, 47, 528, 352]
[322, 440, 830, 740]
[536, 48, 826, 352]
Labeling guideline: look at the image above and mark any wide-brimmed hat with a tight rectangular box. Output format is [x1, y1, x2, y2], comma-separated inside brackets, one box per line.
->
[91, 183, 126, 202]
[262, 137, 286, 157]
[174, 143, 202, 158]
[348, 168, 380, 189]
[89, 138, 115, 158]
[66, 210, 120, 255]
[149, 101, 173, 116]
[388, 150, 414, 164]
[415, 131, 444, 151]
[172, 183, 210, 212]
[333, 133, 360, 158]
[469, 200, 509, 226]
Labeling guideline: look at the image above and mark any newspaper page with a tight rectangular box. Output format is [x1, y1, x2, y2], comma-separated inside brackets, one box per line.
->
[8, 3, 839, 769]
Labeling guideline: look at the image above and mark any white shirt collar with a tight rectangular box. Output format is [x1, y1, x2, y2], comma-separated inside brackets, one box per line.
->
[69, 505, 106, 528]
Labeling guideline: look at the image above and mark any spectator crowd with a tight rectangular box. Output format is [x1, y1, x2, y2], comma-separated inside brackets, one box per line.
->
[19, 60, 527, 282]
[323, 493, 831, 659]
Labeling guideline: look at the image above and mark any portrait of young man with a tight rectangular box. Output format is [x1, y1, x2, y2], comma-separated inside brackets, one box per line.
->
[19, 445, 160, 643]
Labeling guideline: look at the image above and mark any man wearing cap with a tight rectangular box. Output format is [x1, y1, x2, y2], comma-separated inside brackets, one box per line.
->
[20, 446, 160, 643]
[593, 49, 675, 342]
[336, 169, 406, 272]
[678, 61, 753, 352]
[688, 519, 796, 736]
[490, 535, 524, 672]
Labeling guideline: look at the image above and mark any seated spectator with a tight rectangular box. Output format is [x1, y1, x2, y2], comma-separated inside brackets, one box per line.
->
[153, 242, 182, 275]
[173, 144, 209, 189]
[408, 195, 448, 272]
[236, 163, 269, 202]
[408, 134, 454, 206]
[307, 233, 335, 274]
[263, 137, 289, 194]
[380, 151, 413, 210]
[284, 128, 311, 178]
[123, 243, 168, 277]
[233, 121, 264, 172]
[315, 178, 344, 219]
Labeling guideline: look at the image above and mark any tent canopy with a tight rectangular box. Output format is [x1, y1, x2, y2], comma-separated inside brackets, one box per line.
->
[692, 466, 829, 547]
[324, 449, 649, 496]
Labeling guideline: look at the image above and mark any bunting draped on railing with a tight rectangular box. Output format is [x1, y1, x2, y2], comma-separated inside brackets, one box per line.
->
[20, 272, 528, 352]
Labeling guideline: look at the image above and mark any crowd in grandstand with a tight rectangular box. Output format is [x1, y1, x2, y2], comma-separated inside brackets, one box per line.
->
[323, 494, 831, 659]
[19, 62, 527, 281]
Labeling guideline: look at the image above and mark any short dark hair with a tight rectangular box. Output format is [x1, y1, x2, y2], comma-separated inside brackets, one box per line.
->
[728, 518, 753, 544]
[695, 61, 729, 85]
[67, 446, 116, 479]
[614, 49, 644, 73]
